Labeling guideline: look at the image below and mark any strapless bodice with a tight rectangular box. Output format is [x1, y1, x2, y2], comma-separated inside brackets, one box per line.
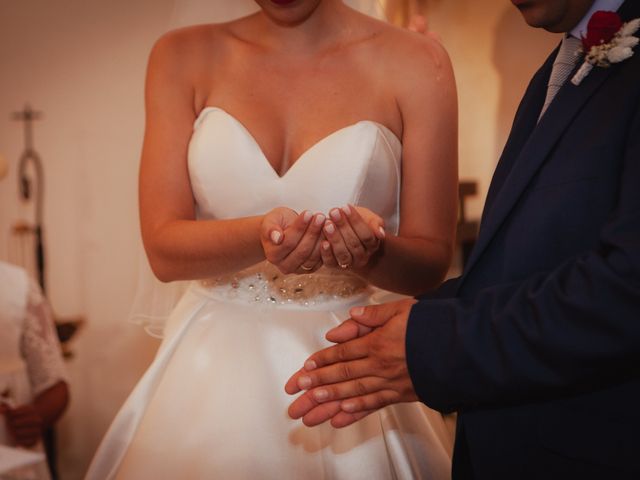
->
[188, 107, 402, 233]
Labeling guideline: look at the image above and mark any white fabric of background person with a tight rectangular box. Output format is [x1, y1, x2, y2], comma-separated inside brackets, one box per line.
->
[0, 261, 69, 480]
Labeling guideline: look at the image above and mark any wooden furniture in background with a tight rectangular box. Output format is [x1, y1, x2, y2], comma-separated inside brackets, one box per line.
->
[457, 180, 480, 268]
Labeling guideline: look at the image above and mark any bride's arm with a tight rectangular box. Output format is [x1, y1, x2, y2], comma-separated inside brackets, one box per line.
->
[139, 31, 321, 282]
[341, 35, 458, 296]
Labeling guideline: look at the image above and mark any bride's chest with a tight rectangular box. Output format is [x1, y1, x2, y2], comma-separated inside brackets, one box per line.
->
[200, 64, 401, 175]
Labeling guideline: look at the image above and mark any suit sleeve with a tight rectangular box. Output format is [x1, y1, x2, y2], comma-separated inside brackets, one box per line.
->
[416, 276, 460, 300]
[406, 101, 640, 414]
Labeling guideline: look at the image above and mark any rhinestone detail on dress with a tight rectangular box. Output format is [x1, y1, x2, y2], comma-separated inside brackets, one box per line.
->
[199, 262, 368, 306]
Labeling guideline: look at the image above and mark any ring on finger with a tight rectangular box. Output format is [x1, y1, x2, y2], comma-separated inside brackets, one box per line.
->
[300, 264, 315, 271]
[338, 262, 350, 269]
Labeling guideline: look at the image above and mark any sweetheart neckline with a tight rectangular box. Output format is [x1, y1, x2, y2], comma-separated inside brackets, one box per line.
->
[194, 106, 402, 179]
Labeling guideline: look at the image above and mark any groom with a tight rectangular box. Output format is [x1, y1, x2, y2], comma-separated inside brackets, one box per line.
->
[285, 0, 640, 478]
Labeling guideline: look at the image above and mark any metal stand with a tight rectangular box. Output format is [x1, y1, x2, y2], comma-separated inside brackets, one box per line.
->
[11, 104, 58, 480]
[12, 104, 46, 293]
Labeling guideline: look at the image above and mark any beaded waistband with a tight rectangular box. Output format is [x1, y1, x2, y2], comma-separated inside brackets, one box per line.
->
[198, 262, 369, 307]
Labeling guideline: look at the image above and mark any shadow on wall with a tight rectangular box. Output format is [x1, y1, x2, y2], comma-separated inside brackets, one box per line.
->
[492, 5, 560, 159]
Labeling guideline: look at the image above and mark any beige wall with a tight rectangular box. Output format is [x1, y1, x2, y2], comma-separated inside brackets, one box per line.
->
[427, 1, 560, 218]
[0, 1, 559, 478]
[0, 1, 172, 478]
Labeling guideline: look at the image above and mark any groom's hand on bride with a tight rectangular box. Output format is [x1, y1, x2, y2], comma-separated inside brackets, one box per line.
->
[261, 207, 326, 274]
[285, 298, 418, 428]
[320, 205, 385, 270]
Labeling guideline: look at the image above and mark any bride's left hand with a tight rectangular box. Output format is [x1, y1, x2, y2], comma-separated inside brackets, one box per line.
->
[320, 205, 386, 270]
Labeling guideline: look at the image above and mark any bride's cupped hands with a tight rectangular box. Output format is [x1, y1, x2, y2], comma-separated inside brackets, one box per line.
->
[260, 205, 386, 274]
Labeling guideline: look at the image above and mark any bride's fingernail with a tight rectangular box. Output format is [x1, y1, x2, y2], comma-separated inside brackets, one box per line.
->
[298, 376, 312, 390]
[342, 401, 356, 412]
[325, 223, 335, 235]
[303, 211, 313, 223]
[342, 205, 351, 215]
[351, 306, 365, 317]
[378, 226, 386, 238]
[304, 360, 317, 371]
[313, 389, 329, 402]
[330, 209, 341, 221]
[270, 230, 282, 244]
[322, 241, 331, 251]
[314, 214, 326, 226]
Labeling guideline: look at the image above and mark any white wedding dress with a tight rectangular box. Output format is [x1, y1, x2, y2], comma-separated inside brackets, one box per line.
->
[86, 107, 454, 479]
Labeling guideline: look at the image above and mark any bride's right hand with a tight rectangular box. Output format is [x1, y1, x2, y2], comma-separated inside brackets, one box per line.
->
[261, 207, 327, 274]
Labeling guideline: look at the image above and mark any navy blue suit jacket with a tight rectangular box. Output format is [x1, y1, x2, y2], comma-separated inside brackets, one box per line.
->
[406, 2, 640, 478]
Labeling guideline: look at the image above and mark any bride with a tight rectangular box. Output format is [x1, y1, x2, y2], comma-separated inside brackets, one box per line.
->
[87, 0, 457, 478]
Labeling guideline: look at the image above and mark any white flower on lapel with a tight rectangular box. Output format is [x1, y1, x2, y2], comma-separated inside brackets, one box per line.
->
[571, 11, 640, 86]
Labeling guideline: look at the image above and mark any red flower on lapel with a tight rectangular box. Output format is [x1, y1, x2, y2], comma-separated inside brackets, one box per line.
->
[582, 11, 624, 51]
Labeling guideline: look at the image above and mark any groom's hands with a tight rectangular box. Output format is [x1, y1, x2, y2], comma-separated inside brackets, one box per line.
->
[285, 298, 418, 428]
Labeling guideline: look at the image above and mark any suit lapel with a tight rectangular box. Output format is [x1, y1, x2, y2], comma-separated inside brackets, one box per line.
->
[481, 0, 640, 225]
[618, 1, 640, 25]
[459, 39, 622, 286]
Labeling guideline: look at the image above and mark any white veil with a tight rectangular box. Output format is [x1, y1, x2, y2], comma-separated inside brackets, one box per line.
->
[130, 0, 387, 337]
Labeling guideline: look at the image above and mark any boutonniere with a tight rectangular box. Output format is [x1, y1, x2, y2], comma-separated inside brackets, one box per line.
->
[571, 10, 640, 86]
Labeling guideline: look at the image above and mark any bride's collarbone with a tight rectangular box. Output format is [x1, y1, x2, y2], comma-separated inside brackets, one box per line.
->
[200, 85, 401, 144]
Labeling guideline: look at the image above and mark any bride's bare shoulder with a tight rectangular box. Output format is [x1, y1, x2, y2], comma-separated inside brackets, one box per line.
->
[357, 18, 455, 107]
[367, 18, 451, 77]
[148, 18, 254, 67]
[348, 14, 455, 123]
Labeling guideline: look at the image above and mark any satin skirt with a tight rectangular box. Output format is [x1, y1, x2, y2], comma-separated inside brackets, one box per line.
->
[86, 284, 454, 479]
